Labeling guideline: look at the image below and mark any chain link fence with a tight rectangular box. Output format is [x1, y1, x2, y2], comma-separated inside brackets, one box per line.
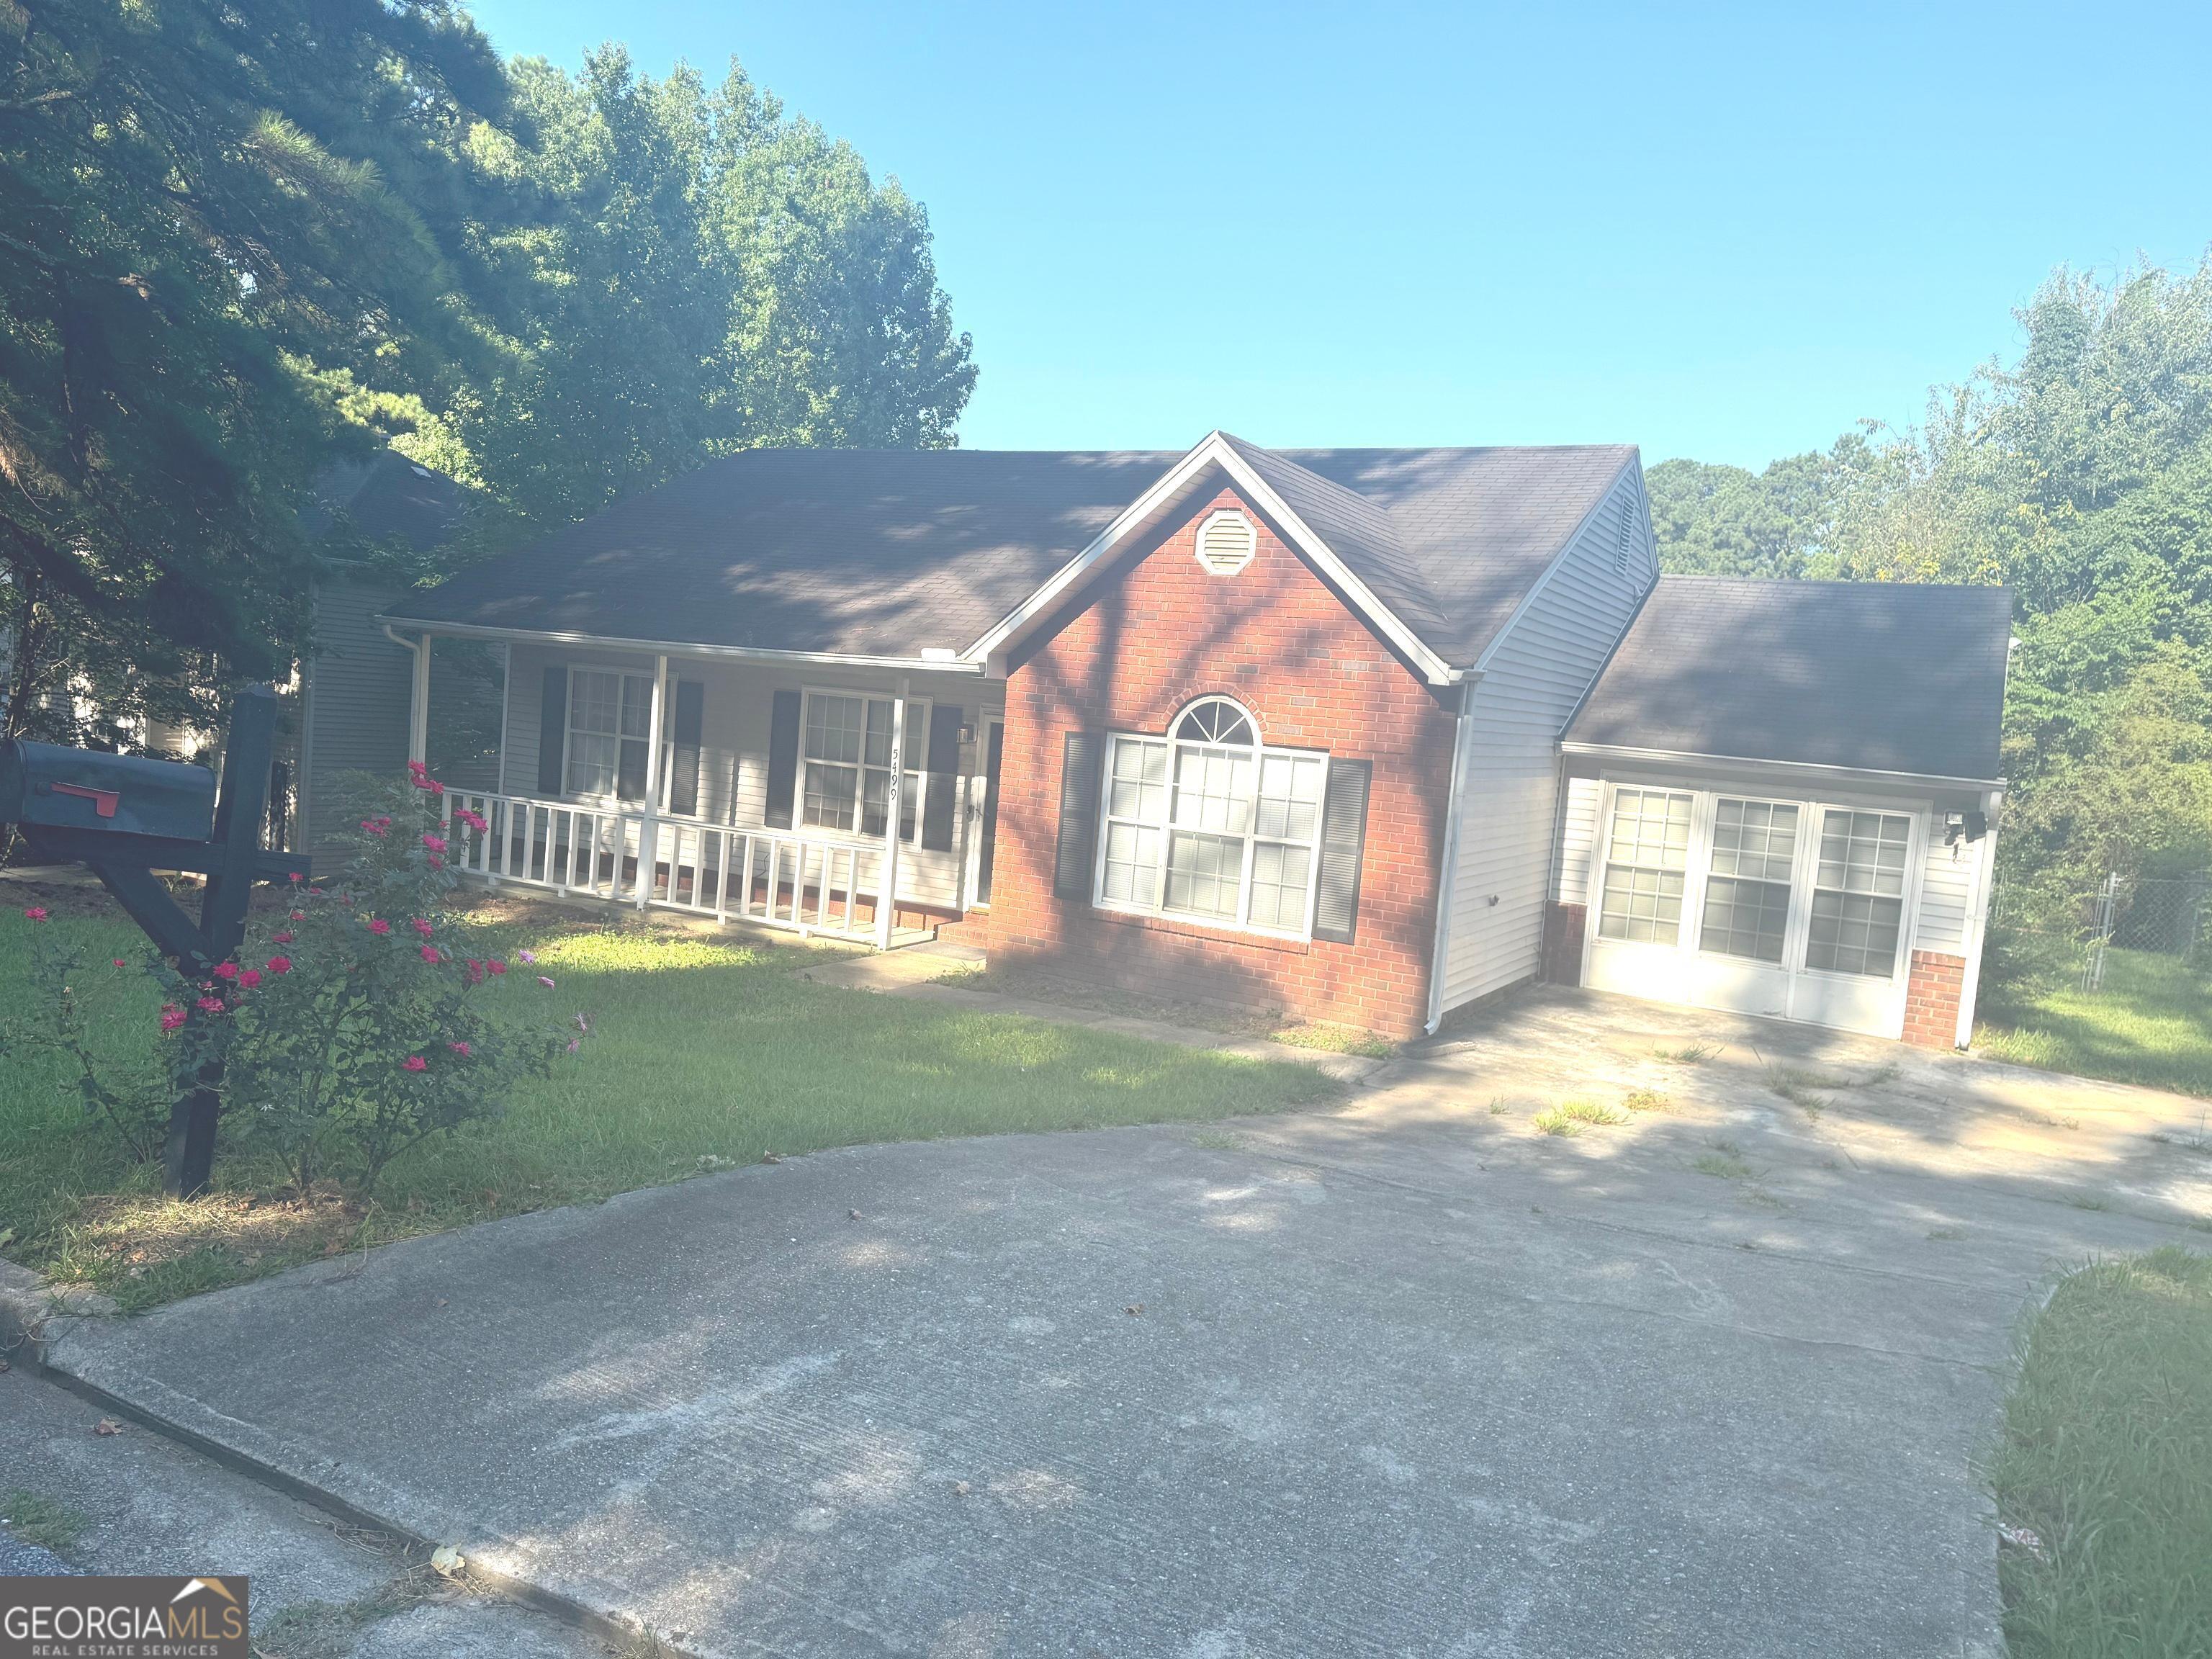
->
[1989, 871, 2209, 994]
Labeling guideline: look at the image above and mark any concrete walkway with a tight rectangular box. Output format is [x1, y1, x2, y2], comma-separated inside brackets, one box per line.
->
[34, 987, 2212, 1658]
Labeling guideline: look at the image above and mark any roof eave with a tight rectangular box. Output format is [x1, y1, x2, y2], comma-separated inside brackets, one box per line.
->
[372, 614, 990, 675]
[1557, 739, 2005, 793]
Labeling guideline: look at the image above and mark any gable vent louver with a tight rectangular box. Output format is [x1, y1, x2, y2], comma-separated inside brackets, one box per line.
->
[1195, 509, 1257, 576]
[1613, 493, 1636, 576]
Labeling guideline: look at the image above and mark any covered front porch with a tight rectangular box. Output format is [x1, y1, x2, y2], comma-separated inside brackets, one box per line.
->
[391, 627, 1007, 948]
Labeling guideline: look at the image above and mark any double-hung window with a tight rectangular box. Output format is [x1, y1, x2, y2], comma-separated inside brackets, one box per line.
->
[799, 690, 926, 842]
[566, 670, 654, 800]
[1598, 788, 1693, 943]
[1806, 809, 1912, 976]
[1699, 799, 1799, 962]
[1097, 697, 1327, 937]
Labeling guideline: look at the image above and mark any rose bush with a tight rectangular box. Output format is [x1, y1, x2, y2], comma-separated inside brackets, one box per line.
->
[14, 765, 580, 1198]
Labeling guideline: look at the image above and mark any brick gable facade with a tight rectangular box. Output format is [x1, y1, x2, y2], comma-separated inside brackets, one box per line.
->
[985, 487, 1458, 1038]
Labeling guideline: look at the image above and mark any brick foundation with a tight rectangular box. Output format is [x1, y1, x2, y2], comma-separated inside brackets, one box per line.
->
[1903, 949, 1966, 1048]
[1540, 902, 1586, 986]
[986, 485, 1457, 1040]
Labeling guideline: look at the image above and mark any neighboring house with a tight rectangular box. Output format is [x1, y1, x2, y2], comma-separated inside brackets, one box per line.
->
[336, 431, 2010, 1046]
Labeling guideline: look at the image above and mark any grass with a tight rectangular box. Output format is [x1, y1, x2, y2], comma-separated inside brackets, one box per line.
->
[1978, 948, 2212, 1099]
[1691, 1141, 1753, 1180]
[1985, 1247, 2212, 1658]
[1621, 1087, 1672, 1113]
[1654, 1040, 1720, 1064]
[2, 1488, 89, 1557]
[1533, 1096, 1629, 1137]
[0, 890, 1340, 1309]
[942, 963, 1398, 1056]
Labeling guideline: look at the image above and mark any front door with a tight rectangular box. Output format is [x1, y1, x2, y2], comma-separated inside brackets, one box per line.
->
[974, 719, 1004, 905]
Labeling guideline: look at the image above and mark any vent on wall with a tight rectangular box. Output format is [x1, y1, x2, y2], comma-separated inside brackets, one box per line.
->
[1613, 492, 1637, 576]
[1195, 509, 1257, 576]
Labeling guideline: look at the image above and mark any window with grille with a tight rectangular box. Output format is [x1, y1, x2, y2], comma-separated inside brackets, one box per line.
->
[1805, 809, 1912, 976]
[565, 670, 654, 799]
[1699, 798, 1799, 962]
[799, 690, 927, 842]
[1598, 788, 1693, 943]
[1096, 696, 1326, 936]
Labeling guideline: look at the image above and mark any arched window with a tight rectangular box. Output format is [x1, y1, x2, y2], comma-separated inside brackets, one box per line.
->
[1097, 696, 1329, 935]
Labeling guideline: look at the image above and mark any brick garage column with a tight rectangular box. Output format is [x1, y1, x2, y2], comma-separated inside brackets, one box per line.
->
[1903, 950, 1967, 1048]
[1540, 902, 1586, 986]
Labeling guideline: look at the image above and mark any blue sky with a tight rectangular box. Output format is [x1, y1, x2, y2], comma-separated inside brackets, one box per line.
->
[464, 1, 2207, 469]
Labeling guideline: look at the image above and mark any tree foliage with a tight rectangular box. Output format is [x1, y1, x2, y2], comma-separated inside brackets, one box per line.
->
[1650, 261, 2212, 889]
[0, 8, 974, 742]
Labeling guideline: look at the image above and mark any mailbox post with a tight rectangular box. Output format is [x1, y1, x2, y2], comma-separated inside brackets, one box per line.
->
[1, 685, 310, 1196]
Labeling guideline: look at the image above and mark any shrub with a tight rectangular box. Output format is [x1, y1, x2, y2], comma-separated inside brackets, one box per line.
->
[15, 763, 577, 1197]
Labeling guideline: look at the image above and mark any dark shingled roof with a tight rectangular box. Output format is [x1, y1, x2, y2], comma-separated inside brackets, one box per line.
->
[385, 439, 1637, 666]
[1568, 577, 2014, 782]
[308, 450, 469, 552]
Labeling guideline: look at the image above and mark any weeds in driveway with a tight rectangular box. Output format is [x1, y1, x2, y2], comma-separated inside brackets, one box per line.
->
[1985, 1247, 2212, 1658]
[1654, 1041, 1720, 1064]
[1486, 1097, 1511, 1116]
[1928, 1226, 1966, 1241]
[3, 1489, 89, 1557]
[1767, 1070, 1830, 1118]
[1535, 1097, 1629, 1137]
[1622, 1088, 1672, 1113]
[1692, 1138, 1753, 1180]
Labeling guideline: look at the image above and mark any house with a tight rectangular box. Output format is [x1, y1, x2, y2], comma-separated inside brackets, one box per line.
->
[328, 431, 2011, 1047]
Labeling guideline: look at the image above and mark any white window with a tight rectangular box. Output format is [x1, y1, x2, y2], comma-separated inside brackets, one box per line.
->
[1096, 697, 1326, 937]
[566, 669, 654, 800]
[1598, 788, 1693, 943]
[1699, 798, 1799, 963]
[1806, 809, 1912, 977]
[799, 690, 927, 842]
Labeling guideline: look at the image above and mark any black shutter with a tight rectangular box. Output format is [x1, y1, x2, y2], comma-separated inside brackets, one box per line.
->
[669, 680, 704, 817]
[1312, 757, 1371, 944]
[920, 704, 962, 852]
[764, 688, 801, 829]
[1052, 731, 1104, 901]
[536, 666, 567, 796]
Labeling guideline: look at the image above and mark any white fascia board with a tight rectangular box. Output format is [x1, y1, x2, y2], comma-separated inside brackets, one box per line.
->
[1469, 451, 1643, 676]
[368, 616, 989, 675]
[1559, 740, 2005, 793]
[963, 431, 1464, 686]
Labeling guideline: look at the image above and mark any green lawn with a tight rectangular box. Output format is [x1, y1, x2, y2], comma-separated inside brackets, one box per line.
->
[0, 888, 1338, 1309]
[1987, 1248, 2212, 1659]
[1977, 948, 2212, 1098]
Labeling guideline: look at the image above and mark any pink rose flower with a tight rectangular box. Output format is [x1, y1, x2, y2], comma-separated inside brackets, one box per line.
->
[289, 911, 306, 922]
[159, 1004, 186, 1033]
[368, 918, 392, 936]
[289, 872, 303, 884]
[419, 944, 441, 963]
[112, 958, 127, 968]
[23, 907, 47, 922]
[238, 968, 262, 989]
[196, 995, 225, 1014]
[361, 818, 388, 837]
[488, 959, 507, 976]
[448, 1040, 472, 1056]
[266, 956, 292, 974]
[413, 918, 433, 937]
[403, 1054, 428, 1071]
[273, 930, 294, 945]
[212, 961, 239, 981]
[427, 854, 444, 869]
[421, 833, 447, 853]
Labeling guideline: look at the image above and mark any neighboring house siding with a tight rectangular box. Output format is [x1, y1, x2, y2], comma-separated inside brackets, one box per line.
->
[500, 644, 993, 912]
[988, 486, 1460, 1040]
[1437, 469, 1653, 1014]
[300, 579, 413, 862]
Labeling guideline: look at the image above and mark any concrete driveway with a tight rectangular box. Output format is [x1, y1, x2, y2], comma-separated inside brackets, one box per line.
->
[39, 988, 2212, 1658]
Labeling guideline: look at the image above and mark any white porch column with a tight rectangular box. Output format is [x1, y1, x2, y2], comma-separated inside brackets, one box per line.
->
[877, 674, 909, 949]
[407, 634, 431, 767]
[636, 653, 669, 909]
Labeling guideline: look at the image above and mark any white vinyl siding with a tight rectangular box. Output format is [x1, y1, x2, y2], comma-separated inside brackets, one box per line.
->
[300, 578, 414, 861]
[1438, 468, 1658, 1013]
[1916, 832, 1977, 953]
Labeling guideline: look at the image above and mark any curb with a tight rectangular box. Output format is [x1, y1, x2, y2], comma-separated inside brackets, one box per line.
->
[0, 1258, 114, 1372]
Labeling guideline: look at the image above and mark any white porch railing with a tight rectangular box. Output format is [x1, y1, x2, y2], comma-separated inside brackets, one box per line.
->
[439, 790, 888, 943]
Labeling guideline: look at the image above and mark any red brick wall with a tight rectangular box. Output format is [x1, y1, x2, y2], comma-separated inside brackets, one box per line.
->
[987, 486, 1459, 1039]
[1904, 950, 1966, 1048]
[1540, 902, 1586, 986]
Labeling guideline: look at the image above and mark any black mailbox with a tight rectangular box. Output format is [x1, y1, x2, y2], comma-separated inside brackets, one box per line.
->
[0, 740, 217, 842]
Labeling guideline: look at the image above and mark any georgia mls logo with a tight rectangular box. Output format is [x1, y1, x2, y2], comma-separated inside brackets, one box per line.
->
[1, 1574, 249, 1658]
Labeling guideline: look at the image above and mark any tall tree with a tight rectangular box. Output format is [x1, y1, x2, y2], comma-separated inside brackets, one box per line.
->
[0, 0, 509, 739]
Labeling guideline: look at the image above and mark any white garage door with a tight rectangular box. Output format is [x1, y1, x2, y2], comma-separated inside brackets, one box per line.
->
[1582, 783, 1925, 1039]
